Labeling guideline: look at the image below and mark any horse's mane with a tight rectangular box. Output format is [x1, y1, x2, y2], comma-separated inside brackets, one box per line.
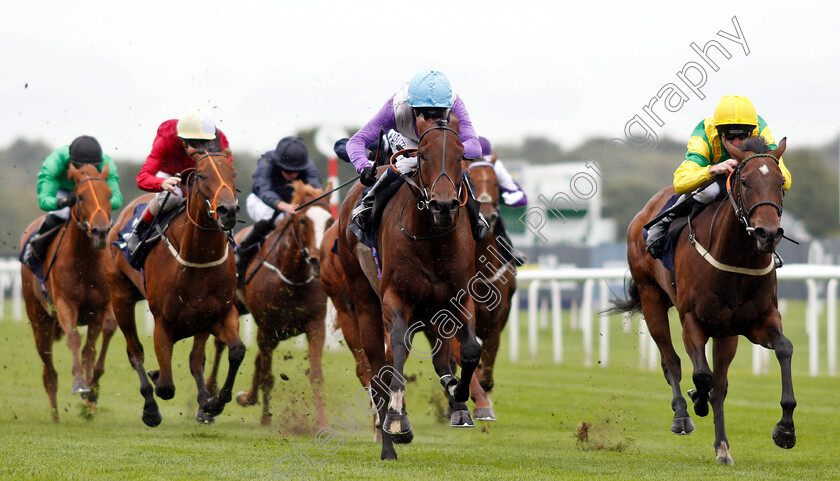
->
[291, 180, 322, 205]
[742, 136, 770, 154]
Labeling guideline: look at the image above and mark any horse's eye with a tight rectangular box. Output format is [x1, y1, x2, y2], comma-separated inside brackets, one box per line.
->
[740, 179, 747, 187]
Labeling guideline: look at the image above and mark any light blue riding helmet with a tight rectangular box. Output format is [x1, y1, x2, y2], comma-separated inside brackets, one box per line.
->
[407, 70, 454, 108]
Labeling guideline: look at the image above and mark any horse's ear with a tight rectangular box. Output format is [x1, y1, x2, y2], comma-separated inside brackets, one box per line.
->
[67, 162, 81, 180]
[99, 163, 110, 178]
[448, 112, 460, 133]
[490, 151, 498, 164]
[323, 181, 333, 193]
[771, 137, 787, 159]
[722, 138, 746, 161]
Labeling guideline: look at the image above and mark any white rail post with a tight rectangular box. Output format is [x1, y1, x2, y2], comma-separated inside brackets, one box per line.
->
[509, 290, 520, 362]
[539, 297, 549, 329]
[241, 313, 255, 347]
[638, 315, 648, 369]
[806, 279, 819, 377]
[528, 280, 541, 362]
[581, 279, 594, 367]
[144, 300, 154, 337]
[827, 279, 837, 376]
[599, 280, 610, 367]
[550, 281, 562, 364]
[12, 273, 23, 321]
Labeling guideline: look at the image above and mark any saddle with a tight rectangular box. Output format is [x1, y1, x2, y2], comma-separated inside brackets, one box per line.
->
[348, 178, 405, 250]
[114, 201, 186, 270]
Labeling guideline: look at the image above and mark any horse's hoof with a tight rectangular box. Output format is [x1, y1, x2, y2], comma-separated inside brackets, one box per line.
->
[392, 425, 414, 444]
[383, 409, 412, 438]
[473, 407, 497, 422]
[195, 410, 216, 424]
[687, 389, 709, 417]
[715, 440, 734, 465]
[142, 408, 162, 427]
[772, 423, 796, 449]
[260, 414, 272, 426]
[71, 380, 91, 395]
[203, 396, 225, 417]
[450, 409, 475, 428]
[716, 455, 735, 466]
[154, 384, 175, 400]
[380, 447, 398, 461]
[147, 370, 160, 383]
[671, 415, 695, 435]
[236, 391, 255, 407]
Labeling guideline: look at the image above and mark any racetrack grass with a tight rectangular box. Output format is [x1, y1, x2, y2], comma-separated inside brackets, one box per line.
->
[0, 301, 837, 480]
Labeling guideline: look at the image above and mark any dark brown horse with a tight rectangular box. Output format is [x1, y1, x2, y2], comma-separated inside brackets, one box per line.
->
[103, 151, 242, 426]
[459, 159, 517, 421]
[208, 181, 333, 427]
[20, 163, 117, 421]
[337, 116, 483, 460]
[611, 137, 795, 465]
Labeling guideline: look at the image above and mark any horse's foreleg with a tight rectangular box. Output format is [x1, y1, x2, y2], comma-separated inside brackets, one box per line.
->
[190, 333, 215, 424]
[81, 319, 101, 385]
[639, 285, 693, 434]
[112, 291, 160, 427]
[54, 298, 89, 394]
[380, 296, 414, 443]
[357, 300, 394, 459]
[30, 315, 59, 422]
[254, 329, 279, 426]
[204, 308, 245, 418]
[682, 312, 713, 419]
[306, 316, 328, 430]
[205, 337, 225, 396]
[87, 312, 117, 405]
[710, 336, 738, 465]
[748, 310, 796, 450]
[151, 322, 176, 400]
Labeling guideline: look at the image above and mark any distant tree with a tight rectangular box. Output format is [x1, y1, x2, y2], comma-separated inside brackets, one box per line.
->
[783, 148, 839, 237]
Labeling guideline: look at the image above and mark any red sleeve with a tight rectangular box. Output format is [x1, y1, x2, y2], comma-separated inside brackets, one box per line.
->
[136, 120, 176, 192]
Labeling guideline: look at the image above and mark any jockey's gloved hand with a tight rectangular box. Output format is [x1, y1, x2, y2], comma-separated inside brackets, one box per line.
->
[56, 196, 76, 209]
[360, 166, 377, 186]
[387, 130, 408, 153]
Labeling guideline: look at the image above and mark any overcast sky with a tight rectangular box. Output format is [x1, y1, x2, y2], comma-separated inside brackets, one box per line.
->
[2, 0, 837, 161]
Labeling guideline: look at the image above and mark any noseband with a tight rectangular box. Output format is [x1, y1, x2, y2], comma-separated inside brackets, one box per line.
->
[726, 152, 783, 236]
[71, 176, 111, 235]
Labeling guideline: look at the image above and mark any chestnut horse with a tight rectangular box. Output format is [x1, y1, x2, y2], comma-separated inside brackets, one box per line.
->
[337, 116, 483, 460]
[20, 163, 117, 420]
[104, 151, 242, 426]
[207, 181, 334, 427]
[611, 137, 795, 465]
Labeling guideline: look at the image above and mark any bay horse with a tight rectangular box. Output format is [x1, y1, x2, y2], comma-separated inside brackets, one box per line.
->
[20, 163, 117, 421]
[103, 151, 243, 426]
[611, 137, 795, 465]
[458, 159, 517, 421]
[207, 181, 333, 428]
[337, 116, 483, 460]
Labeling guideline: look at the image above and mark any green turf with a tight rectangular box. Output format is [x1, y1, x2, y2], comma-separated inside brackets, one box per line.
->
[0, 301, 837, 480]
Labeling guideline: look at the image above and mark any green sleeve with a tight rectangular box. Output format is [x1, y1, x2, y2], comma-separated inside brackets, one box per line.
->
[36, 146, 70, 211]
[102, 154, 123, 209]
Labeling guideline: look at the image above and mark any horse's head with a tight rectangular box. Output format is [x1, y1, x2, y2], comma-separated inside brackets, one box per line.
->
[464, 159, 500, 229]
[190, 151, 238, 231]
[68, 163, 113, 249]
[723, 136, 787, 253]
[415, 115, 466, 228]
[290, 181, 335, 277]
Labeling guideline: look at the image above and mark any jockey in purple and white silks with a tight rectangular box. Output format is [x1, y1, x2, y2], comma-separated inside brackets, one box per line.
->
[347, 69, 490, 241]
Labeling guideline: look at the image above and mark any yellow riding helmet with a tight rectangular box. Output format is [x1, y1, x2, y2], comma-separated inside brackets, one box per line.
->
[176, 109, 217, 140]
[712, 95, 758, 128]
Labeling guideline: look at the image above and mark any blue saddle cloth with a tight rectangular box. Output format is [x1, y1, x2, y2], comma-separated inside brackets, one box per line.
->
[112, 203, 148, 264]
[19, 228, 53, 306]
[643, 193, 681, 273]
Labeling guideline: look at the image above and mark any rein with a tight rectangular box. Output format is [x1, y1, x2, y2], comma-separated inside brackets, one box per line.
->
[726, 153, 783, 234]
[71, 176, 110, 234]
[185, 153, 236, 232]
[243, 211, 317, 286]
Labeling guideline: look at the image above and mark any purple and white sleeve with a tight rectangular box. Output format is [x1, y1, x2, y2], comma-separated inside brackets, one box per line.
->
[346, 97, 398, 173]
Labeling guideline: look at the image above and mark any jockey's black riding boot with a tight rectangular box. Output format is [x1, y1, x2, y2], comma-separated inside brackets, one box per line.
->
[125, 219, 151, 256]
[21, 213, 65, 271]
[236, 219, 274, 285]
[493, 215, 527, 267]
[465, 196, 490, 241]
[646, 195, 695, 259]
[352, 168, 399, 229]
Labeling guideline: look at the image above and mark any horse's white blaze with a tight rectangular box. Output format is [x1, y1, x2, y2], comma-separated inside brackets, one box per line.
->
[759, 164, 770, 175]
[307, 206, 332, 251]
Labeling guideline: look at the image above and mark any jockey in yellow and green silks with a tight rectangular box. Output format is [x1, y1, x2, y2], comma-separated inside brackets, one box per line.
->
[646, 95, 792, 258]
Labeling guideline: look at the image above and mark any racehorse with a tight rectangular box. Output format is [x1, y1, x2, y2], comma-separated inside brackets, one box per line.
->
[103, 151, 243, 426]
[20, 163, 117, 421]
[459, 159, 517, 421]
[207, 181, 334, 427]
[611, 137, 795, 465]
[337, 116, 483, 460]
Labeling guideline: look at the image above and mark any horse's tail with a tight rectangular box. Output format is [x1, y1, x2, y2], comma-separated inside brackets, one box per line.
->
[606, 275, 642, 315]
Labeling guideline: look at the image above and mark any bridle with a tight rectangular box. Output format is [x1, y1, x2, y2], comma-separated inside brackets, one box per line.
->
[185, 152, 236, 231]
[725, 152, 783, 236]
[71, 176, 111, 235]
[391, 125, 468, 211]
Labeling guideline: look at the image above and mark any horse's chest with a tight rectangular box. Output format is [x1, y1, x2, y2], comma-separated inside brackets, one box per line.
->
[690, 299, 768, 336]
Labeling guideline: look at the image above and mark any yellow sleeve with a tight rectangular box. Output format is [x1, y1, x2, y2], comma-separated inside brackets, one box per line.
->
[674, 160, 713, 194]
[778, 157, 792, 190]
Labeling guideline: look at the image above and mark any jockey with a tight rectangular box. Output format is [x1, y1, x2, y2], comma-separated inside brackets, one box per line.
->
[235, 136, 322, 283]
[346, 69, 489, 240]
[646, 95, 792, 258]
[21, 135, 123, 271]
[124, 109, 232, 256]
[477, 136, 528, 266]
